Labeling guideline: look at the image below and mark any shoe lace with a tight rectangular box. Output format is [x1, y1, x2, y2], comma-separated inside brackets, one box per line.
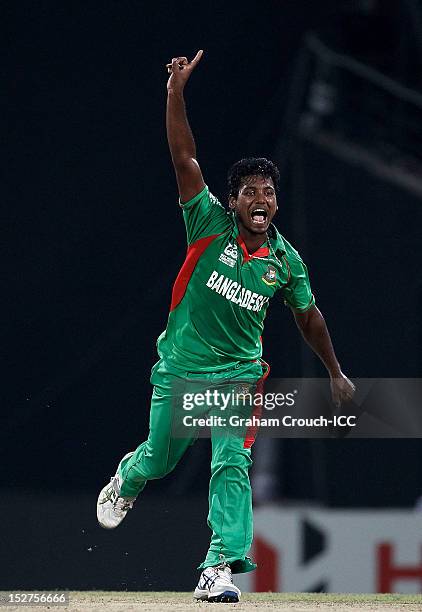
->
[215, 557, 233, 583]
[102, 476, 134, 515]
[113, 497, 134, 515]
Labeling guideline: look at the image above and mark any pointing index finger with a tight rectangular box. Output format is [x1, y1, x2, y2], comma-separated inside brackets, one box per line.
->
[190, 49, 204, 67]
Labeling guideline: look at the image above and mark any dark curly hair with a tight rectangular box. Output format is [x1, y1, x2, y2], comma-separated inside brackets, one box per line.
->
[227, 157, 280, 198]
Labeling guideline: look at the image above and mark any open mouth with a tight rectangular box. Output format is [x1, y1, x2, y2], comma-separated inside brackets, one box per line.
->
[250, 208, 268, 226]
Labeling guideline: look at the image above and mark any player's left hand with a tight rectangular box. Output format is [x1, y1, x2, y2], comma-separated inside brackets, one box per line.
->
[166, 50, 203, 93]
[330, 373, 356, 408]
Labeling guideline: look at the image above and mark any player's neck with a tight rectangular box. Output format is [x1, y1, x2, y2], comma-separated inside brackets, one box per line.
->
[238, 228, 268, 255]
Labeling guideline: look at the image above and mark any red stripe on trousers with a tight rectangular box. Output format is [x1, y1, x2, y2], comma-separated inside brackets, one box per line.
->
[243, 359, 271, 449]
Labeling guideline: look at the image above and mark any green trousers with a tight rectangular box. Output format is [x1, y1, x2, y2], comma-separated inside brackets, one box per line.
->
[119, 357, 265, 574]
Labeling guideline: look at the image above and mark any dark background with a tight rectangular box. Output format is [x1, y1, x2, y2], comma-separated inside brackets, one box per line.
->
[3, 0, 422, 590]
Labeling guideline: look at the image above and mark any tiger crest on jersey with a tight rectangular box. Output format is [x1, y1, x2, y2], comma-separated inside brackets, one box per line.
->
[262, 264, 277, 286]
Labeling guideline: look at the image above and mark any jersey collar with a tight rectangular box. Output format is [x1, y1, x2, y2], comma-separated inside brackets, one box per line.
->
[231, 214, 286, 261]
[236, 234, 269, 262]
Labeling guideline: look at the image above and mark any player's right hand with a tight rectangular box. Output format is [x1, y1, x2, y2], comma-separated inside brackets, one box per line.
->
[330, 372, 356, 408]
[166, 50, 203, 92]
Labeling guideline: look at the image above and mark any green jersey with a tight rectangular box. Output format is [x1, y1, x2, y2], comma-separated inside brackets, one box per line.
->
[157, 186, 314, 371]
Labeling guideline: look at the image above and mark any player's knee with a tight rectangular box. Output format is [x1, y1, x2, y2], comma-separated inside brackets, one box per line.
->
[143, 460, 174, 480]
[211, 450, 252, 472]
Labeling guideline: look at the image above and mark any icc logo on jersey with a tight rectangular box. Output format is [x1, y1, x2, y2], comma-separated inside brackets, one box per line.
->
[224, 243, 238, 259]
[219, 242, 238, 268]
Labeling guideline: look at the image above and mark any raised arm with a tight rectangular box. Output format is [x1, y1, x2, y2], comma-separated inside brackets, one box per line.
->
[166, 50, 205, 203]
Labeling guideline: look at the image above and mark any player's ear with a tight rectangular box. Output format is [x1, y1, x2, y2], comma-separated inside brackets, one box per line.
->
[229, 196, 236, 210]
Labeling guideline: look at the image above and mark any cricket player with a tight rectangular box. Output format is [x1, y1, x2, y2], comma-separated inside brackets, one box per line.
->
[97, 50, 355, 603]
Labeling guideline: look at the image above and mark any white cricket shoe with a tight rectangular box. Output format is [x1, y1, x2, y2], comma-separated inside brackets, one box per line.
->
[194, 562, 241, 603]
[97, 452, 136, 529]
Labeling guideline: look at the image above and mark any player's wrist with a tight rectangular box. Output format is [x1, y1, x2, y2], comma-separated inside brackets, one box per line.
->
[167, 86, 185, 96]
[328, 365, 342, 379]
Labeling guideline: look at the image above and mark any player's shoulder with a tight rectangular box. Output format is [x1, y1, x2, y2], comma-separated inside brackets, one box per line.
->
[180, 184, 225, 211]
[180, 185, 232, 244]
[271, 225, 304, 264]
[208, 190, 227, 214]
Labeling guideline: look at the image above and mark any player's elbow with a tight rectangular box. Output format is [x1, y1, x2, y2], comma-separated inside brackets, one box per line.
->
[294, 304, 322, 335]
[171, 154, 198, 171]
